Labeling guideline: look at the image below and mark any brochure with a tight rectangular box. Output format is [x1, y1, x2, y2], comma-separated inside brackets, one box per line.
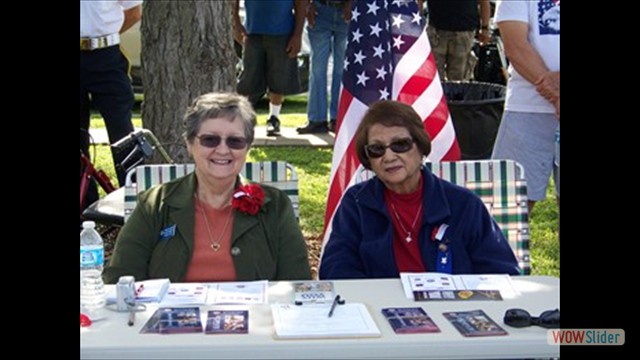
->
[140, 307, 203, 334]
[381, 307, 441, 334]
[442, 309, 508, 337]
[400, 273, 519, 301]
[205, 310, 249, 334]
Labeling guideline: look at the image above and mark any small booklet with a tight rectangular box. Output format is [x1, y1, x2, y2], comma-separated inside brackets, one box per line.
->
[381, 307, 441, 334]
[140, 307, 203, 334]
[292, 281, 335, 304]
[205, 310, 249, 334]
[442, 309, 508, 337]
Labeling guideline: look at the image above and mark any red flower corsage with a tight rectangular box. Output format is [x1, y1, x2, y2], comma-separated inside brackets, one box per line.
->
[232, 183, 265, 215]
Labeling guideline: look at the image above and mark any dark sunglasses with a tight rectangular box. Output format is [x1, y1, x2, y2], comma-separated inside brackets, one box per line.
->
[364, 138, 414, 159]
[504, 308, 560, 329]
[196, 134, 248, 150]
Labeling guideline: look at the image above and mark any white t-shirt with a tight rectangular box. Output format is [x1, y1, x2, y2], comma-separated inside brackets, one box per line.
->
[80, 0, 143, 38]
[496, 0, 560, 114]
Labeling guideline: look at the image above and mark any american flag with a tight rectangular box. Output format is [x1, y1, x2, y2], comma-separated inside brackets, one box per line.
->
[321, 0, 460, 249]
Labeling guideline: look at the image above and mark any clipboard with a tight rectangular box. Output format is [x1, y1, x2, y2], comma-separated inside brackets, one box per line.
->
[270, 303, 381, 339]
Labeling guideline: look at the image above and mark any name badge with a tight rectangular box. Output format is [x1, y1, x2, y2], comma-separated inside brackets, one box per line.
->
[159, 224, 176, 241]
[434, 224, 452, 273]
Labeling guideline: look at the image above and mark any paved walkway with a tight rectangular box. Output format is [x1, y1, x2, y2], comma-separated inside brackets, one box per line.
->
[89, 126, 335, 147]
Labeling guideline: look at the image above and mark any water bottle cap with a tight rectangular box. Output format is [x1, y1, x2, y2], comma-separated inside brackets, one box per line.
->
[82, 221, 96, 229]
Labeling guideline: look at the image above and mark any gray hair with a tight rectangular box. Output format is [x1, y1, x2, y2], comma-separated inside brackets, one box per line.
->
[183, 92, 257, 146]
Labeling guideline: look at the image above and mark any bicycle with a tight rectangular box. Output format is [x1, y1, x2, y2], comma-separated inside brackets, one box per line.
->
[80, 128, 173, 223]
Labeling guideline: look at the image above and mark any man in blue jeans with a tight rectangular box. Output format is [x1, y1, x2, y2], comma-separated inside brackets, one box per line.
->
[297, 0, 350, 134]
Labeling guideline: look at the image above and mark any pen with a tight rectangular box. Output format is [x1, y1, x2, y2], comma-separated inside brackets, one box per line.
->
[327, 295, 341, 318]
[135, 284, 144, 298]
[128, 304, 136, 326]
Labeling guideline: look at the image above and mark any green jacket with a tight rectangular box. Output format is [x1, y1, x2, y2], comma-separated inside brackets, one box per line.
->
[103, 172, 311, 284]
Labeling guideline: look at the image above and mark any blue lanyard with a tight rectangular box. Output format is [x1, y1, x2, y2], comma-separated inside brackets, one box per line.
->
[433, 224, 452, 273]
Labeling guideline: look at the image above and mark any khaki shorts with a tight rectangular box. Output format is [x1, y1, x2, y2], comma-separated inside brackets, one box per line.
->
[427, 25, 475, 81]
[491, 111, 560, 200]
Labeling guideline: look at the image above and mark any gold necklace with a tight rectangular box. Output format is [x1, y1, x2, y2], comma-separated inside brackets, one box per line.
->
[195, 194, 233, 252]
[390, 203, 423, 243]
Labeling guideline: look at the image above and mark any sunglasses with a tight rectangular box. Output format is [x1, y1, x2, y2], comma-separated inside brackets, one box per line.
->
[196, 134, 248, 150]
[364, 138, 414, 159]
[503, 308, 560, 329]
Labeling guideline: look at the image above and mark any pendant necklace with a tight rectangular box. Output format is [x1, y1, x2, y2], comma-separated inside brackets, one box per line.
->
[195, 194, 233, 252]
[390, 203, 423, 243]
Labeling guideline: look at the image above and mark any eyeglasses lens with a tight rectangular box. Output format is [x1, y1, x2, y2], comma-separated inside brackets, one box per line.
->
[504, 309, 532, 328]
[365, 138, 414, 158]
[198, 135, 248, 149]
[536, 309, 560, 329]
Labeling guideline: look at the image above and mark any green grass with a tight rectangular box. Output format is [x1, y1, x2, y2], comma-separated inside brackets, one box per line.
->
[90, 94, 309, 129]
[91, 117, 143, 129]
[247, 147, 333, 236]
[528, 183, 560, 277]
[253, 94, 309, 127]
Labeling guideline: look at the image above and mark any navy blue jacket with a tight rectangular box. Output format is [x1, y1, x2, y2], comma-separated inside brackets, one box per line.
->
[319, 167, 520, 279]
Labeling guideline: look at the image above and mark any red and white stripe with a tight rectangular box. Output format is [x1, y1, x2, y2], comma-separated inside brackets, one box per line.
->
[320, 0, 460, 263]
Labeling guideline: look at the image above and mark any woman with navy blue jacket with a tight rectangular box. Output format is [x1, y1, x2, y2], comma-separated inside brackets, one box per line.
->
[319, 101, 520, 279]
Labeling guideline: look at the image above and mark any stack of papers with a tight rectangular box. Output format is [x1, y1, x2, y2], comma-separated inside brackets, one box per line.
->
[134, 278, 171, 302]
[400, 273, 520, 301]
[208, 280, 268, 305]
[155, 280, 269, 306]
[271, 303, 381, 339]
[161, 283, 208, 305]
[106, 278, 171, 303]
[107, 279, 269, 305]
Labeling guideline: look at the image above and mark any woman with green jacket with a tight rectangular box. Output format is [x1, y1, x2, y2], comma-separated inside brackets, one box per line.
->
[104, 92, 311, 283]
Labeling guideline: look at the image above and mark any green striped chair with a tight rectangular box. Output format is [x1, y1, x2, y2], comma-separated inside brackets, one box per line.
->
[123, 161, 299, 222]
[356, 160, 530, 275]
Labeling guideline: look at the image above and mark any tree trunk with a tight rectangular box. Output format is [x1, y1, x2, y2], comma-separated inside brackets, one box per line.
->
[141, 1, 236, 164]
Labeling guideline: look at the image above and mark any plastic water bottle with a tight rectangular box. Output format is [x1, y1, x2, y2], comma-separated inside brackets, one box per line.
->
[80, 221, 106, 319]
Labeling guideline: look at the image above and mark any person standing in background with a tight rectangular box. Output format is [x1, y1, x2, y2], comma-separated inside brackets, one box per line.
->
[296, 0, 350, 134]
[491, 0, 560, 213]
[234, 0, 307, 137]
[422, 0, 490, 81]
[80, 0, 142, 212]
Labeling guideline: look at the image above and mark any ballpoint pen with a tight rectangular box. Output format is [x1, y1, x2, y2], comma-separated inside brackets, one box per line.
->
[128, 303, 136, 326]
[135, 284, 144, 298]
[327, 295, 342, 318]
